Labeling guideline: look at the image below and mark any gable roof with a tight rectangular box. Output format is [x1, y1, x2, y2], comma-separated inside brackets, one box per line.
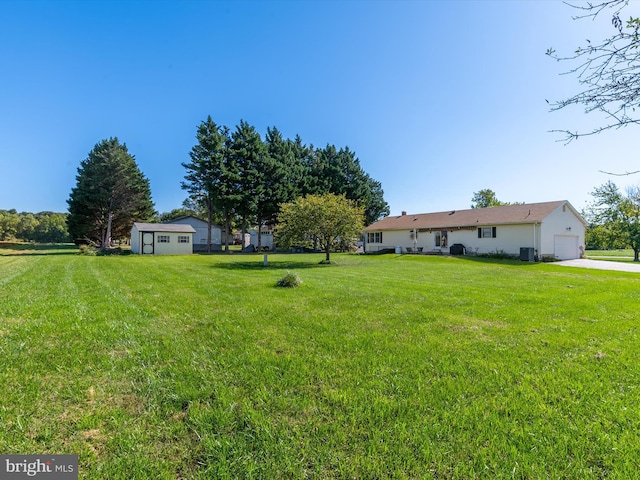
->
[165, 215, 204, 223]
[165, 216, 222, 229]
[132, 222, 196, 233]
[365, 201, 585, 231]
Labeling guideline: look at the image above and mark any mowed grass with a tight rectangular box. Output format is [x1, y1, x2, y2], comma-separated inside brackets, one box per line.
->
[0, 242, 78, 256]
[586, 249, 636, 263]
[1, 252, 639, 479]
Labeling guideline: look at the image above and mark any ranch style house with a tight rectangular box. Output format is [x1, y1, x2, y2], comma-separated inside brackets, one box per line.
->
[363, 200, 586, 260]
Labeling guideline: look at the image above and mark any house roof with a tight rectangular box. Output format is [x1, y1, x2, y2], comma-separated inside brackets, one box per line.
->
[165, 216, 222, 229]
[365, 201, 586, 231]
[165, 215, 204, 223]
[133, 222, 196, 233]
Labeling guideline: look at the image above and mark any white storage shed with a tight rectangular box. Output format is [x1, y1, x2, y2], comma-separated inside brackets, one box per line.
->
[130, 223, 196, 255]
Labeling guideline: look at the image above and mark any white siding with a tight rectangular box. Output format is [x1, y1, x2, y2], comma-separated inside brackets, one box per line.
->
[130, 226, 193, 255]
[365, 230, 408, 252]
[153, 232, 193, 255]
[364, 201, 586, 260]
[131, 225, 141, 254]
[167, 217, 222, 251]
[250, 232, 274, 250]
[465, 225, 534, 255]
[540, 204, 585, 259]
[365, 225, 535, 255]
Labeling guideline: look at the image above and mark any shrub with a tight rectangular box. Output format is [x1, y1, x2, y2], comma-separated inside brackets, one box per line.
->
[78, 244, 97, 256]
[96, 247, 130, 256]
[276, 271, 302, 288]
[478, 249, 519, 260]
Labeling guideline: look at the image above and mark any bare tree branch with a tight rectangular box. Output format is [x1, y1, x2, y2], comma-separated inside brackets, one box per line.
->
[599, 169, 640, 176]
[548, 0, 640, 143]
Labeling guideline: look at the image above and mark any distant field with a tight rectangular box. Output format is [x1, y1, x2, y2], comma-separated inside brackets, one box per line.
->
[1, 251, 639, 478]
[585, 249, 636, 263]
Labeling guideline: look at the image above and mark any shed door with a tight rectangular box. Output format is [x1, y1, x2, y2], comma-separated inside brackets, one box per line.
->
[554, 235, 578, 260]
[142, 232, 154, 255]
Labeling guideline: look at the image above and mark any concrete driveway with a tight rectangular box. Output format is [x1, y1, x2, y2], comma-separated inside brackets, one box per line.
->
[555, 258, 640, 273]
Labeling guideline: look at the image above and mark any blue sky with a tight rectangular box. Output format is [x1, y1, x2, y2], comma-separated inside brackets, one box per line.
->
[1, 0, 638, 217]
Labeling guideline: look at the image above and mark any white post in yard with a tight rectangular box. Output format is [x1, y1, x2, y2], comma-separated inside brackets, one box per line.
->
[264, 254, 268, 266]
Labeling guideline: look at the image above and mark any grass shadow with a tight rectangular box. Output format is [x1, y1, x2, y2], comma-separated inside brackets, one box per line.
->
[210, 255, 333, 271]
[456, 255, 541, 267]
[0, 243, 79, 256]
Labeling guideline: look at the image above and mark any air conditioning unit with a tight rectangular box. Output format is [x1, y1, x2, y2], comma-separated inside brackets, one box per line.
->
[520, 247, 535, 262]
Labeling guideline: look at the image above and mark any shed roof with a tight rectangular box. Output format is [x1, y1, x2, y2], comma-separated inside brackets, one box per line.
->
[133, 222, 196, 233]
[365, 201, 585, 231]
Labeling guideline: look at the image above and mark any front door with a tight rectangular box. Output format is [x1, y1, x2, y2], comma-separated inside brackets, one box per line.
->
[142, 232, 154, 254]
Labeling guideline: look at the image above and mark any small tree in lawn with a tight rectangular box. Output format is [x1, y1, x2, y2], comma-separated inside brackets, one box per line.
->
[276, 193, 364, 263]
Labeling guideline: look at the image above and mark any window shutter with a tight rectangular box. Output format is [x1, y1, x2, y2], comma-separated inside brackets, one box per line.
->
[478, 228, 482, 238]
[492, 227, 497, 238]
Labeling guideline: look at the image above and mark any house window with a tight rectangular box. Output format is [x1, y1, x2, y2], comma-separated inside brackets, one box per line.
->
[367, 232, 383, 243]
[157, 235, 170, 243]
[435, 231, 448, 247]
[478, 227, 497, 238]
[178, 236, 190, 243]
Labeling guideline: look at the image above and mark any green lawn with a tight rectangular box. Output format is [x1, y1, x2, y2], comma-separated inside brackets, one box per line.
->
[586, 249, 636, 262]
[0, 242, 78, 255]
[1, 251, 639, 478]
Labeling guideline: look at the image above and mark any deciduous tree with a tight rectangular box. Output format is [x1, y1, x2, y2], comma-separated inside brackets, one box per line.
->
[276, 193, 364, 263]
[0, 209, 19, 241]
[471, 189, 508, 209]
[585, 180, 640, 261]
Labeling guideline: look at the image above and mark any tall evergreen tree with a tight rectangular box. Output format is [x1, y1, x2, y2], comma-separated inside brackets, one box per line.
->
[227, 120, 268, 251]
[182, 117, 229, 252]
[362, 176, 390, 225]
[291, 135, 316, 196]
[260, 127, 304, 249]
[303, 143, 389, 225]
[67, 138, 154, 248]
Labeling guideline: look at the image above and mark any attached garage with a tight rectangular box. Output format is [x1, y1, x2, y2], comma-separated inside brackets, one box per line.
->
[130, 223, 196, 255]
[364, 200, 587, 260]
[554, 235, 579, 261]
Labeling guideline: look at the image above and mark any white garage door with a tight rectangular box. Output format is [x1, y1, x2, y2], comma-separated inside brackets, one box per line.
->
[554, 235, 579, 260]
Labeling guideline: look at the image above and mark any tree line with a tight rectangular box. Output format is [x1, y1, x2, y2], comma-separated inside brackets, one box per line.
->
[583, 181, 640, 261]
[182, 117, 389, 251]
[0, 210, 70, 243]
[63, 120, 388, 250]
